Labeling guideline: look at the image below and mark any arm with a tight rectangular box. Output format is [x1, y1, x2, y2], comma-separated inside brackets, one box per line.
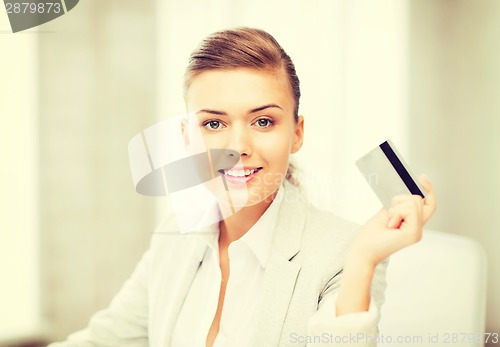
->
[305, 176, 435, 347]
[337, 175, 436, 316]
[306, 259, 387, 347]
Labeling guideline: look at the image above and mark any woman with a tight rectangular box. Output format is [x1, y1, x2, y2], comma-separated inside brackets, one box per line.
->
[49, 27, 436, 347]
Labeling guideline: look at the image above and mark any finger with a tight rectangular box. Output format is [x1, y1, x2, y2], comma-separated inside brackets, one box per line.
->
[387, 211, 403, 229]
[391, 194, 423, 208]
[370, 208, 391, 228]
[387, 203, 410, 229]
[387, 200, 423, 234]
[419, 174, 437, 222]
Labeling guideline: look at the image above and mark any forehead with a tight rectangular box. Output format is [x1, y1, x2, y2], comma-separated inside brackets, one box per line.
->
[186, 68, 294, 113]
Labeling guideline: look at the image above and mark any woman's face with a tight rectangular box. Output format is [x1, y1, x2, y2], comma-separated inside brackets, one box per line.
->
[184, 68, 304, 207]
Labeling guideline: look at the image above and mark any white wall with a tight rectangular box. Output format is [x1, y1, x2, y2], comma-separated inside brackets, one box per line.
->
[408, 0, 500, 340]
[0, 13, 40, 344]
[35, 0, 158, 341]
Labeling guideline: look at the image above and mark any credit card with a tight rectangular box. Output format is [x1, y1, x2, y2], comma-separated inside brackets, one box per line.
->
[355, 139, 425, 209]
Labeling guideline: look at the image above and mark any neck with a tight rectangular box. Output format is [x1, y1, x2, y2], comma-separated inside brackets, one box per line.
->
[218, 190, 278, 248]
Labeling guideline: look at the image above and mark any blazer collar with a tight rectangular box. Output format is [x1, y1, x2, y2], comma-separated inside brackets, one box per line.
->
[249, 181, 308, 346]
[240, 182, 285, 268]
[269, 181, 307, 260]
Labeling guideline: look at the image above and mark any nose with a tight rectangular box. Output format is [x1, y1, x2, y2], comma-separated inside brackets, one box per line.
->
[227, 123, 252, 157]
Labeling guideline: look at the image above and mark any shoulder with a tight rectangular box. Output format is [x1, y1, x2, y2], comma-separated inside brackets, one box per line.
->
[300, 201, 361, 264]
[305, 202, 360, 235]
[277, 181, 364, 270]
[146, 214, 209, 263]
[289, 188, 388, 308]
[281, 182, 361, 251]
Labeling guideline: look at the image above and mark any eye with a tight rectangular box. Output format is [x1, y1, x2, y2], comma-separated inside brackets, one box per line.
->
[254, 118, 274, 128]
[203, 120, 224, 131]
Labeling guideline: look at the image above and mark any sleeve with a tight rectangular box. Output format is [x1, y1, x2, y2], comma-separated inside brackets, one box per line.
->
[306, 258, 389, 347]
[46, 247, 152, 347]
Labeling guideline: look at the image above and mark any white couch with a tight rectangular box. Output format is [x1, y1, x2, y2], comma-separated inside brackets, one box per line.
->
[378, 229, 488, 347]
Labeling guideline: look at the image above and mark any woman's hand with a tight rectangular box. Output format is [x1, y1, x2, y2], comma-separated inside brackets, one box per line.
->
[336, 175, 436, 316]
[348, 175, 437, 268]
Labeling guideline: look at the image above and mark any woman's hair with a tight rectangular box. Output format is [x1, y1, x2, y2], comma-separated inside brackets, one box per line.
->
[184, 27, 300, 119]
[184, 27, 301, 185]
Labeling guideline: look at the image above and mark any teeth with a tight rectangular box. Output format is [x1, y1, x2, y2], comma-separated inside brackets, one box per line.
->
[224, 169, 257, 177]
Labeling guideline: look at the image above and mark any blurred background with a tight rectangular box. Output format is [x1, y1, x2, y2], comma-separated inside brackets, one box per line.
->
[1, 0, 499, 346]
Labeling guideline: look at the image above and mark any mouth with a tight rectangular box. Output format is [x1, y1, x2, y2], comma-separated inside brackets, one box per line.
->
[218, 167, 263, 184]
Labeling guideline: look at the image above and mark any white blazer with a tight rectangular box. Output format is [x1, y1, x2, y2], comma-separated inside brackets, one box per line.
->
[49, 182, 387, 347]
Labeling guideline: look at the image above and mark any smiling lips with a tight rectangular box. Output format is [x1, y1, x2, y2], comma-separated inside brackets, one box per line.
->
[219, 167, 262, 184]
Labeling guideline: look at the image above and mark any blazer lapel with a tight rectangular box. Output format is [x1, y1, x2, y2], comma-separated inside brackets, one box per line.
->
[250, 183, 307, 346]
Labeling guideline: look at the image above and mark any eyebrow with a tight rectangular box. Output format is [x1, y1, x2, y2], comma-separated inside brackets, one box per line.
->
[196, 104, 283, 116]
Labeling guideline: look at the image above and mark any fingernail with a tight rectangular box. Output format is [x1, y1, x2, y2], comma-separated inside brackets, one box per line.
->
[420, 174, 430, 183]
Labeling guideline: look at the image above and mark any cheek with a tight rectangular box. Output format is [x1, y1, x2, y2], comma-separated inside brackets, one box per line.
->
[265, 127, 294, 150]
[256, 133, 292, 166]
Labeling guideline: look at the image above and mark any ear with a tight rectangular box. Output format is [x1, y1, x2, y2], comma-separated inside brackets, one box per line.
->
[291, 115, 304, 154]
[180, 118, 190, 150]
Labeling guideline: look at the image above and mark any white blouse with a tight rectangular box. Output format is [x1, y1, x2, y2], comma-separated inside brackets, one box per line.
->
[171, 186, 284, 347]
